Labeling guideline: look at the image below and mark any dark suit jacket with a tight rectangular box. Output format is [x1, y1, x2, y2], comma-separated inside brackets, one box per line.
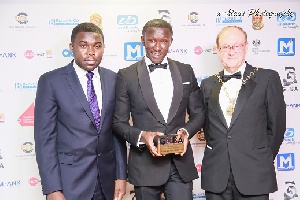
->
[200, 63, 286, 195]
[112, 57, 204, 186]
[34, 61, 127, 200]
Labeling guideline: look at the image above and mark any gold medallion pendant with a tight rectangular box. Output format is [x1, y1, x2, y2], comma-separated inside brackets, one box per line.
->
[226, 103, 235, 116]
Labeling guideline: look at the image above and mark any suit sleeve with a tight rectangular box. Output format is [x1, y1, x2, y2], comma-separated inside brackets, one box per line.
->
[34, 74, 62, 195]
[112, 69, 142, 146]
[267, 71, 286, 160]
[183, 66, 205, 139]
[113, 133, 127, 179]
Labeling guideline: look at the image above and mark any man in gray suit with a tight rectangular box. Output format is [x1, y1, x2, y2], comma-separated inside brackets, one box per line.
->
[34, 22, 127, 200]
[200, 26, 286, 200]
[112, 19, 204, 200]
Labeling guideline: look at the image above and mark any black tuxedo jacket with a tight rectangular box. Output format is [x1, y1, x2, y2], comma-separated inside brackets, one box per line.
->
[113, 58, 204, 186]
[200, 63, 286, 195]
[34, 61, 127, 200]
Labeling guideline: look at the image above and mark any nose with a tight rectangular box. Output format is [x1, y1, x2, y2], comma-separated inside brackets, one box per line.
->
[87, 46, 95, 56]
[153, 42, 162, 51]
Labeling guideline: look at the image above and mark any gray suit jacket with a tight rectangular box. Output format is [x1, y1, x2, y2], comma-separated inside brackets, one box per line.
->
[34, 61, 127, 200]
[113, 58, 204, 186]
[200, 62, 286, 195]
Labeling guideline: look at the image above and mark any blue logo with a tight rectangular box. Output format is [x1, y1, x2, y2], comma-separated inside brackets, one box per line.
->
[62, 49, 73, 57]
[0, 52, 16, 58]
[277, 12, 296, 22]
[117, 15, 138, 25]
[15, 82, 37, 91]
[216, 16, 243, 25]
[277, 153, 295, 171]
[49, 18, 80, 26]
[277, 38, 295, 56]
[124, 42, 144, 61]
[284, 128, 295, 142]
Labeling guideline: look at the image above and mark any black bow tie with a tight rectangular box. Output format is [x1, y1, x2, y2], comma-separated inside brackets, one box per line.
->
[148, 63, 168, 72]
[222, 71, 242, 82]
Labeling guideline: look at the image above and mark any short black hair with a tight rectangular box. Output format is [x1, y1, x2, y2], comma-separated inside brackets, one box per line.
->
[71, 22, 104, 44]
[142, 19, 173, 36]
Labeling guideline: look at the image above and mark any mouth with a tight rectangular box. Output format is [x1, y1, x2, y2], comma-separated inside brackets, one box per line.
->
[84, 59, 97, 65]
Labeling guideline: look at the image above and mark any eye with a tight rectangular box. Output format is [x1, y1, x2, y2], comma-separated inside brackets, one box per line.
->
[80, 44, 86, 48]
[222, 46, 229, 50]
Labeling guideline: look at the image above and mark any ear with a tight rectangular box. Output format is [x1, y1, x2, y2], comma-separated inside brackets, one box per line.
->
[69, 43, 74, 53]
[141, 35, 145, 46]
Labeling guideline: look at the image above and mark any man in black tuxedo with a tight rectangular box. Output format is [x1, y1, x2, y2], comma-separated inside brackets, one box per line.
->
[113, 19, 204, 200]
[200, 26, 286, 200]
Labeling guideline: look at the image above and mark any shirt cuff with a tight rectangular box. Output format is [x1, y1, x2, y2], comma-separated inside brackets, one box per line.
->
[177, 128, 189, 138]
[137, 131, 145, 147]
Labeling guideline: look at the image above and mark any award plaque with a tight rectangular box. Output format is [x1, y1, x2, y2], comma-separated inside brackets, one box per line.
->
[153, 134, 184, 155]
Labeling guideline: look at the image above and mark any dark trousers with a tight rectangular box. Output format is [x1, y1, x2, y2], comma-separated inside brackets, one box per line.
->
[92, 175, 106, 200]
[134, 161, 193, 200]
[205, 172, 269, 200]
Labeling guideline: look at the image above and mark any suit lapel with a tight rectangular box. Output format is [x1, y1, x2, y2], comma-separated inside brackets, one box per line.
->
[99, 67, 107, 131]
[137, 58, 165, 124]
[65, 62, 95, 127]
[229, 64, 257, 129]
[167, 58, 183, 124]
[211, 72, 228, 129]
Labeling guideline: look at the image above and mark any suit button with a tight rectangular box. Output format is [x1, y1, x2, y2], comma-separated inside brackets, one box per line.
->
[97, 154, 101, 157]
[227, 135, 232, 139]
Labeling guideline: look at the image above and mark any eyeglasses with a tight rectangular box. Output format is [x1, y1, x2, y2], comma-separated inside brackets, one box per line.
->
[219, 44, 245, 52]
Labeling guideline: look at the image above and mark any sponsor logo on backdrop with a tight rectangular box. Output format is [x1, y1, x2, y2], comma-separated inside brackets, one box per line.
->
[277, 153, 295, 171]
[124, 42, 144, 61]
[24, 50, 52, 59]
[193, 193, 206, 199]
[181, 12, 206, 28]
[62, 49, 73, 57]
[0, 180, 21, 187]
[90, 13, 103, 29]
[286, 103, 300, 109]
[194, 46, 216, 55]
[0, 52, 17, 59]
[9, 12, 36, 31]
[191, 128, 206, 147]
[168, 48, 188, 55]
[0, 148, 3, 169]
[252, 13, 264, 30]
[15, 82, 38, 91]
[18, 103, 34, 127]
[284, 181, 298, 200]
[252, 39, 271, 55]
[0, 114, 5, 123]
[117, 15, 139, 33]
[277, 38, 295, 56]
[284, 128, 295, 143]
[216, 9, 244, 25]
[49, 18, 80, 26]
[21, 142, 34, 153]
[277, 11, 298, 29]
[283, 67, 298, 91]
[158, 10, 171, 24]
[28, 177, 40, 186]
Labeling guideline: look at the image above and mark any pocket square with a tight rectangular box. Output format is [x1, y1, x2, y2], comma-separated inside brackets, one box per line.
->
[183, 82, 190, 84]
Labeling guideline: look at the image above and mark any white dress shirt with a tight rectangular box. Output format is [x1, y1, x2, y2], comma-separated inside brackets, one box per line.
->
[73, 62, 102, 114]
[219, 63, 245, 127]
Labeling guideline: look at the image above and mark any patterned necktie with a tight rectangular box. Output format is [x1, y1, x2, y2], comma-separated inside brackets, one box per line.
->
[148, 63, 168, 72]
[222, 71, 242, 82]
[86, 72, 101, 130]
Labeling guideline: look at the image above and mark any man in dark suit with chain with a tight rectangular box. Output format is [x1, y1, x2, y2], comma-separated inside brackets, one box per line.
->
[200, 26, 286, 200]
[113, 19, 204, 200]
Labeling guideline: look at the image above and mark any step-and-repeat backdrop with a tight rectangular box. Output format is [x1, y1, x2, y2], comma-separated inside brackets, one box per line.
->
[0, 1, 299, 199]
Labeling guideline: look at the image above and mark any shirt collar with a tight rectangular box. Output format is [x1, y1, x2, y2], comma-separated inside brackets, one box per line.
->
[73, 61, 100, 79]
[223, 62, 246, 77]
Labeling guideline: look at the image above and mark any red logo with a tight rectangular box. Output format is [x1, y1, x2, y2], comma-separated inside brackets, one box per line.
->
[24, 50, 35, 59]
[196, 163, 202, 172]
[28, 177, 39, 186]
[18, 103, 34, 126]
[194, 46, 203, 55]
